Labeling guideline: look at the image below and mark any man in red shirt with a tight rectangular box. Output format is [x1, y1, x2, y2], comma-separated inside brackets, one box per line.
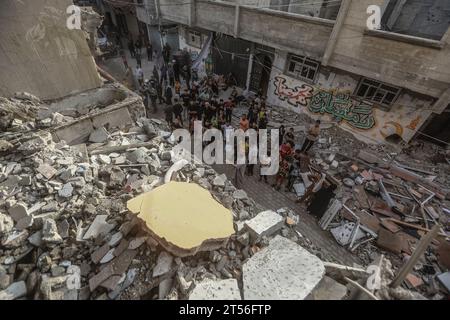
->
[280, 141, 294, 160]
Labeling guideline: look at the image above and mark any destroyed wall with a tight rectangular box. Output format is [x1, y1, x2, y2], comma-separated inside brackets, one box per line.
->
[266, 50, 435, 144]
[0, 0, 102, 100]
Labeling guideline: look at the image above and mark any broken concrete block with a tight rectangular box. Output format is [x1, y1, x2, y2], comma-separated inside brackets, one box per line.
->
[42, 219, 63, 244]
[330, 160, 339, 169]
[58, 183, 74, 198]
[89, 250, 137, 292]
[128, 237, 147, 250]
[127, 148, 149, 164]
[15, 215, 34, 230]
[8, 203, 29, 222]
[89, 127, 109, 143]
[243, 236, 325, 300]
[189, 279, 242, 300]
[108, 232, 123, 247]
[127, 182, 234, 257]
[28, 231, 43, 247]
[232, 190, 248, 200]
[98, 154, 111, 165]
[0, 212, 14, 234]
[100, 249, 115, 264]
[244, 210, 284, 240]
[82, 215, 115, 240]
[213, 174, 227, 187]
[310, 276, 348, 300]
[36, 164, 57, 180]
[153, 252, 174, 278]
[1, 230, 29, 248]
[91, 244, 111, 264]
[0, 281, 27, 300]
[159, 278, 173, 299]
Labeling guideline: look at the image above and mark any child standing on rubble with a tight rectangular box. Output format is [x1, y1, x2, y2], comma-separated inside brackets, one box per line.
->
[273, 156, 291, 191]
[301, 120, 321, 154]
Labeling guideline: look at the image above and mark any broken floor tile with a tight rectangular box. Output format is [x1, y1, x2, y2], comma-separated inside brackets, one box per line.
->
[1, 230, 29, 248]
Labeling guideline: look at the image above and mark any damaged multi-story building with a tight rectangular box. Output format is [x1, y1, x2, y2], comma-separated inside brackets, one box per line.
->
[97, 0, 450, 145]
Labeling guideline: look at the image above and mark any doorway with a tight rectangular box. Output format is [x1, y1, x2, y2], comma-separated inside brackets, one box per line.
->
[249, 53, 273, 97]
[421, 104, 450, 146]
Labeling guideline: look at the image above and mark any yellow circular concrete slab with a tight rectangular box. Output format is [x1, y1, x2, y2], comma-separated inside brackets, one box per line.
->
[127, 182, 235, 250]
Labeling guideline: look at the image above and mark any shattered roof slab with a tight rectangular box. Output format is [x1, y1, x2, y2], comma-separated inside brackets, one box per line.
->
[127, 182, 235, 257]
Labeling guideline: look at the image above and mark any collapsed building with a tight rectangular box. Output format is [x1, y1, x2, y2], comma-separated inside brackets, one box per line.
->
[0, 0, 449, 301]
[1, 82, 450, 300]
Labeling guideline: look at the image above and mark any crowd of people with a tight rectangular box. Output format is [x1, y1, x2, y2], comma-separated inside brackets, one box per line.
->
[120, 36, 326, 206]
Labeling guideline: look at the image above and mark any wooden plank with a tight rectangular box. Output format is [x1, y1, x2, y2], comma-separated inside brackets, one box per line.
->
[354, 210, 380, 233]
[390, 225, 440, 288]
[354, 185, 370, 209]
[380, 218, 401, 233]
[376, 229, 403, 254]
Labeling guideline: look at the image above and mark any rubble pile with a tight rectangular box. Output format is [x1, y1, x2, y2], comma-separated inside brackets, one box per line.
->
[1, 91, 448, 300]
[264, 104, 450, 299]
[301, 148, 450, 299]
[0, 100, 336, 301]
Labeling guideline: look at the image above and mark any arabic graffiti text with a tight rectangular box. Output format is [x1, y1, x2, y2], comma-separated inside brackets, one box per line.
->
[308, 91, 376, 130]
[273, 76, 314, 107]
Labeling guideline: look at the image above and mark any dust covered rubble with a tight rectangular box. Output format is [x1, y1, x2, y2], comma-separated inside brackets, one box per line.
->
[0, 97, 435, 301]
[0, 106, 320, 300]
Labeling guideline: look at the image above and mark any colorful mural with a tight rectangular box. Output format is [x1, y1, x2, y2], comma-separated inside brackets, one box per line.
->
[269, 74, 433, 144]
[308, 91, 376, 130]
[273, 76, 314, 107]
[273, 75, 375, 130]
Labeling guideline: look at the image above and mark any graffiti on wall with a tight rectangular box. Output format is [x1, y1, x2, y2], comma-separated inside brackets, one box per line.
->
[308, 91, 376, 130]
[273, 76, 314, 107]
[273, 75, 376, 130]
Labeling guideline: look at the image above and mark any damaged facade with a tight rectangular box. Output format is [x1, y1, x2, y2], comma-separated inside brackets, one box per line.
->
[118, 0, 450, 144]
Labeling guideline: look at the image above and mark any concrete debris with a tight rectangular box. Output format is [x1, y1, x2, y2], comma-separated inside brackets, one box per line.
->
[89, 127, 109, 143]
[82, 215, 115, 240]
[1, 86, 446, 302]
[8, 203, 29, 222]
[0, 281, 27, 300]
[153, 252, 174, 278]
[310, 276, 348, 300]
[189, 279, 242, 300]
[41, 219, 63, 244]
[244, 210, 284, 240]
[243, 236, 325, 300]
